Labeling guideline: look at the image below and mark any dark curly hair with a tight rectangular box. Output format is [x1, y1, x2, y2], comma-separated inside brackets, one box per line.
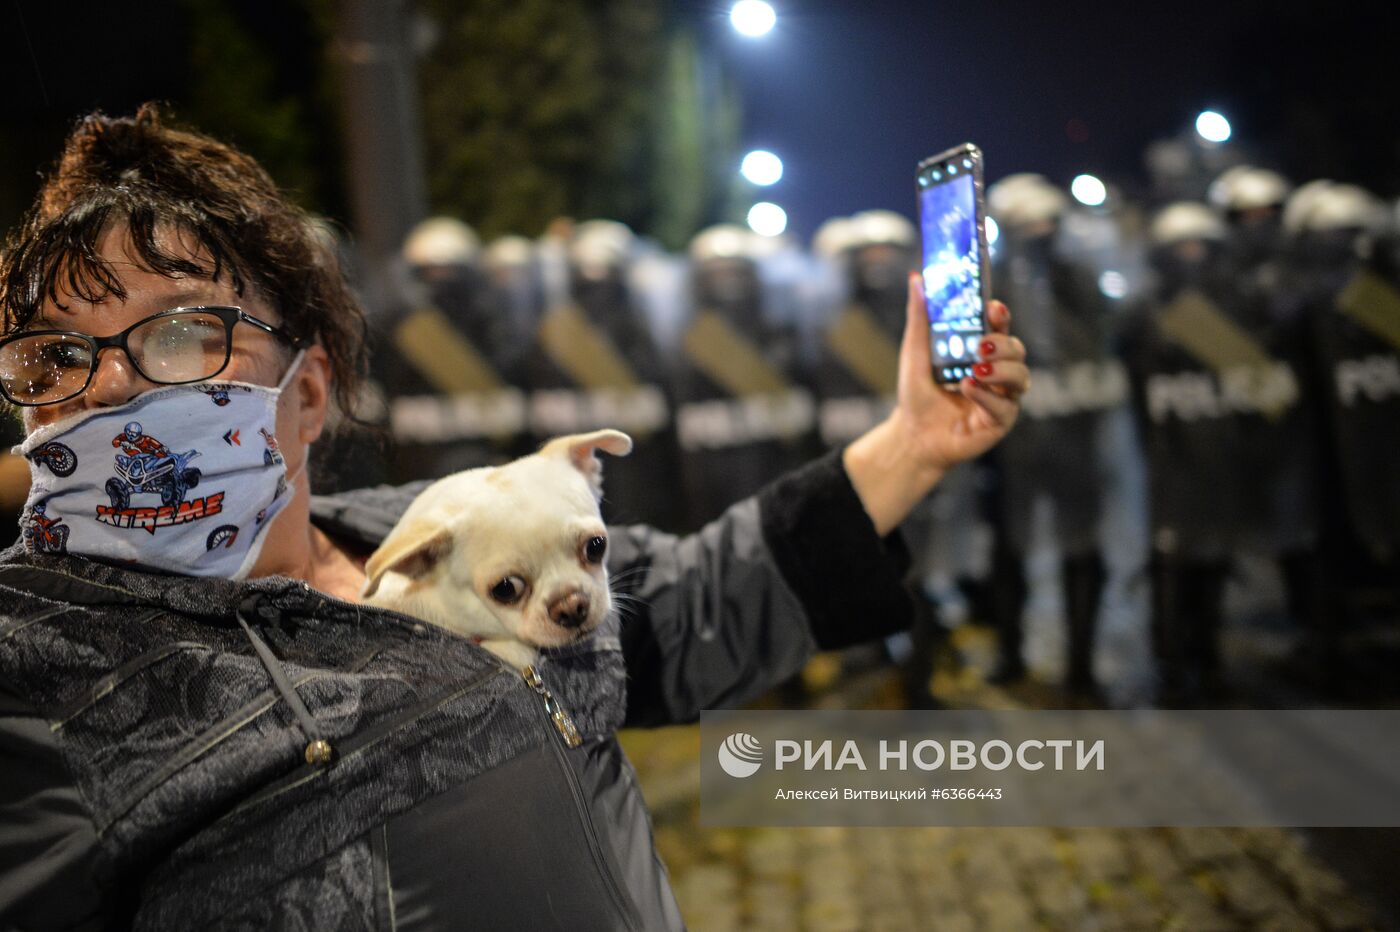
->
[0, 103, 367, 417]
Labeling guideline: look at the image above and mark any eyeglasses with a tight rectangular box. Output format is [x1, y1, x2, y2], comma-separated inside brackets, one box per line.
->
[0, 306, 305, 407]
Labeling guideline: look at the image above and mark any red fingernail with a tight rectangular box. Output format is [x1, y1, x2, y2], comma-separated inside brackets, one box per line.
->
[974, 362, 993, 378]
[979, 340, 995, 357]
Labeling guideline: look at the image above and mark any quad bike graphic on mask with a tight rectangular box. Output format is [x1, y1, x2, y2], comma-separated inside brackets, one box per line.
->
[198, 384, 252, 407]
[23, 502, 69, 554]
[29, 441, 77, 477]
[106, 421, 202, 511]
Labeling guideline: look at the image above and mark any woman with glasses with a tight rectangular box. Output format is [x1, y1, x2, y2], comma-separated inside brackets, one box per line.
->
[0, 106, 1027, 930]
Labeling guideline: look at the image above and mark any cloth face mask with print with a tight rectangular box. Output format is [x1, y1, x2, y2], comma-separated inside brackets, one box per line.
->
[15, 353, 304, 579]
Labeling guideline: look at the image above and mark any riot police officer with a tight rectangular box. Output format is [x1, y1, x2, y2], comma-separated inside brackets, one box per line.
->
[1283, 183, 1399, 665]
[983, 174, 1125, 700]
[1208, 165, 1293, 295]
[377, 217, 529, 483]
[482, 234, 543, 345]
[673, 224, 820, 531]
[808, 211, 951, 704]
[1211, 167, 1330, 670]
[811, 211, 915, 450]
[523, 220, 681, 528]
[1121, 202, 1301, 704]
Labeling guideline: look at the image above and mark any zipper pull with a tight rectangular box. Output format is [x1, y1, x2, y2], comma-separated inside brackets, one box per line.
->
[522, 664, 582, 748]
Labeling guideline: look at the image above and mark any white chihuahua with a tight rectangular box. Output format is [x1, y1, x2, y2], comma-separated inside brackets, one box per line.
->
[361, 429, 633, 670]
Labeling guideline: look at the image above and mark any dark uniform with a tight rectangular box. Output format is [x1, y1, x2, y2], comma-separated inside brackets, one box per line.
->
[1289, 198, 1400, 645]
[1215, 171, 1329, 659]
[673, 227, 821, 533]
[987, 232, 1125, 695]
[810, 213, 947, 704]
[1119, 205, 1303, 702]
[523, 224, 682, 530]
[375, 256, 530, 484]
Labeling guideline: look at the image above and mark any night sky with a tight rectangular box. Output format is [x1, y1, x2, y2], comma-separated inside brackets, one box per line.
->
[714, 0, 1400, 237]
[3, 1, 1397, 241]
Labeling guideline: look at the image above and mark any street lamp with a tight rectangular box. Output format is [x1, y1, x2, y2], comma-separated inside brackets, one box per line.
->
[741, 149, 783, 186]
[1070, 173, 1108, 207]
[747, 202, 787, 236]
[730, 0, 776, 37]
[1195, 110, 1231, 144]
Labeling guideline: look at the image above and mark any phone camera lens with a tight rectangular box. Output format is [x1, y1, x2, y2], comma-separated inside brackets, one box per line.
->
[948, 164, 958, 175]
[931, 170, 941, 181]
[962, 158, 972, 169]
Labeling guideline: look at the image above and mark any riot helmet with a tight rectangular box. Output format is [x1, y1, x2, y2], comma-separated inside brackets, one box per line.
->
[847, 210, 917, 294]
[690, 224, 763, 312]
[812, 216, 857, 264]
[569, 220, 635, 284]
[987, 173, 1069, 242]
[1148, 202, 1228, 288]
[567, 221, 638, 332]
[402, 217, 480, 283]
[1283, 181, 1389, 267]
[1209, 166, 1292, 266]
[484, 235, 534, 275]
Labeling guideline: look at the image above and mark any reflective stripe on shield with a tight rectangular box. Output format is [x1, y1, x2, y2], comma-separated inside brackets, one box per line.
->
[536, 304, 641, 391]
[823, 305, 899, 396]
[682, 311, 792, 397]
[394, 306, 504, 394]
[1154, 289, 1293, 421]
[1337, 272, 1400, 353]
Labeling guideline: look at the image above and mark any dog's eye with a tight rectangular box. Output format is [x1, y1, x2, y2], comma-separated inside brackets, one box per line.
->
[584, 535, 607, 565]
[490, 575, 526, 605]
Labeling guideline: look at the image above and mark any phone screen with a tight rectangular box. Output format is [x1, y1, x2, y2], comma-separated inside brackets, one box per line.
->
[918, 151, 987, 383]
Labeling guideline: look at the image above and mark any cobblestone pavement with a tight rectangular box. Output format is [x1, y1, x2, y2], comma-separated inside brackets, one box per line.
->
[619, 627, 1391, 931]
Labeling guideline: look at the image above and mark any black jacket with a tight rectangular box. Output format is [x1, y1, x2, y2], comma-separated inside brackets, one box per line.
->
[0, 449, 912, 930]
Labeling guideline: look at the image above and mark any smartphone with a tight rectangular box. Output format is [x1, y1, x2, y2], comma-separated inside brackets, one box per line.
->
[916, 143, 990, 385]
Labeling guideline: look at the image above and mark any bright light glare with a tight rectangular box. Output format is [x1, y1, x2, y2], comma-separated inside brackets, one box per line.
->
[740, 150, 783, 186]
[730, 0, 776, 37]
[1195, 110, 1231, 144]
[985, 217, 1000, 245]
[1071, 174, 1108, 207]
[747, 201, 787, 237]
[1098, 270, 1128, 299]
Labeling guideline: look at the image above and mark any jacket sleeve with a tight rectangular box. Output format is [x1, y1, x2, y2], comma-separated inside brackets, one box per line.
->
[0, 686, 112, 931]
[612, 448, 914, 727]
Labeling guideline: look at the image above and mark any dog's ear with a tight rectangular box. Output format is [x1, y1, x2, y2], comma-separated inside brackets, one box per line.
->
[539, 429, 633, 498]
[362, 519, 455, 598]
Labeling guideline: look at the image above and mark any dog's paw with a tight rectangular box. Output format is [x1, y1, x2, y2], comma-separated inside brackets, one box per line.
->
[480, 638, 540, 671]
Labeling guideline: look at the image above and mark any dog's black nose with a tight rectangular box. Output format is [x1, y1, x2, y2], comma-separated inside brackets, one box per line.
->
[549, 592, 591, 629]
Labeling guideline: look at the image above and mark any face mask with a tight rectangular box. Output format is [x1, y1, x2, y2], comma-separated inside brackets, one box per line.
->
[16, 352, 304, 579]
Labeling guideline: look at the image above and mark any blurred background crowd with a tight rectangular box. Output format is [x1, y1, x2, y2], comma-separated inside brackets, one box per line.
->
[1, 0, 1398, 713]
[346, 161, 1400, 713]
